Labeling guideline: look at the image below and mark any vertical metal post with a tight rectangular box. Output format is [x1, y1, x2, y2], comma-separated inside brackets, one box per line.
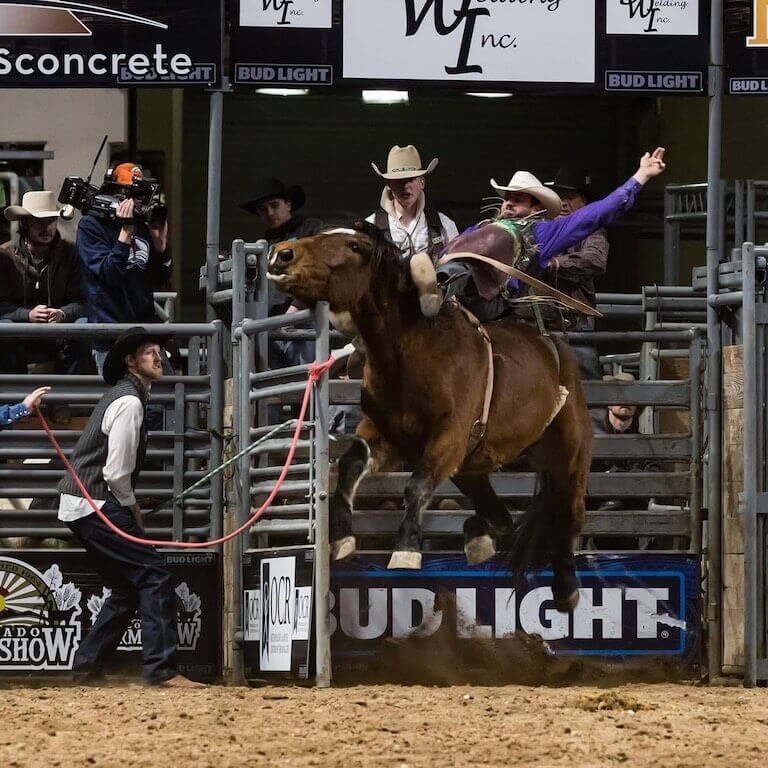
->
[256, 250, 270, 428]
[735, 181, 745, 250]
[209, 321, 224, 543]
[664, 188, 679, 285]
[172, 382, 186, 541]
[748, 181, 757, 247]
[689, 335, 704, 554]
[205, 87, 225, 322]
[706, 0, 724, 685]
[230, 325, 252, 686]
[313, 301, 331, 688]
[743, 243, 758, 687]
[232, 240, 247, 334]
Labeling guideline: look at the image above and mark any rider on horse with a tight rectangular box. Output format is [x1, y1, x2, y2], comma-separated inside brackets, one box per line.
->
[410, 148, 667, 322]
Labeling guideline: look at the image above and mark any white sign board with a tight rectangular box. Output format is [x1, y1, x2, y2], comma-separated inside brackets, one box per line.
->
[243, 589, 260, 642]
[259, 556, 296, 671]
[606, 0, 699, 36]
[342, 0, 595, 83]
[292, 586, 312, 641]
[240, 0, 332, 29]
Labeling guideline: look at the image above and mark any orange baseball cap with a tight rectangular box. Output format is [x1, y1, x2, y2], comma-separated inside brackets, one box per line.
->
[111, 163, 143, 185]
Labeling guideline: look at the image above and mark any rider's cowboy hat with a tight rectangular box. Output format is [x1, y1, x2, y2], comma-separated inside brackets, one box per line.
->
[103, 327, 170, 386]
[490, 171, 562, 220]
[546, 165, 593, 200]
[4, 191, 74, 222]
[240, 178, 306, 216]
[372, 145, 438, 180]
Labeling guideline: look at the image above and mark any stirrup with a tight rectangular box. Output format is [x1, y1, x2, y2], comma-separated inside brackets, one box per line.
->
[410, 252, 442, 318]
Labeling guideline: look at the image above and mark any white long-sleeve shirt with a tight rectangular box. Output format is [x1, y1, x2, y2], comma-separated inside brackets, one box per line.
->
[57, 394, 145, 522]
[366, 190, 459, 258]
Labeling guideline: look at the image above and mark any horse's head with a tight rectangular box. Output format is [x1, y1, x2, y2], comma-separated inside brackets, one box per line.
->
[267, 221, 406, 312]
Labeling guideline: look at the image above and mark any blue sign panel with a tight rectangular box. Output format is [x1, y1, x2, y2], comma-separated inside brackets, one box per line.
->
[330, 553, 701, 680]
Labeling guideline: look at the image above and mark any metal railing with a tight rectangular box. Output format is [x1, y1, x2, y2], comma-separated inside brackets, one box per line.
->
[0, 321, 225, 545]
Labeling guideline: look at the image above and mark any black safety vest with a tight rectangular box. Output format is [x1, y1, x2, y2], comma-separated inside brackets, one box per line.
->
[373, 204, 447, 261]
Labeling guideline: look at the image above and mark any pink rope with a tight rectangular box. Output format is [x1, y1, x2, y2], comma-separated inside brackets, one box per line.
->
[35, 358, 335, 548]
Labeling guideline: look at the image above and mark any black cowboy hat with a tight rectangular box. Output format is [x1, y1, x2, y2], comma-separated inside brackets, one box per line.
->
[103, 327, 171, 385]
[545, 166, 593, 199]
[239, 178, 306, 216]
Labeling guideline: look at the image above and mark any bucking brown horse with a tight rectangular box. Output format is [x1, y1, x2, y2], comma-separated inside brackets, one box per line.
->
[268, 221, 592, 611]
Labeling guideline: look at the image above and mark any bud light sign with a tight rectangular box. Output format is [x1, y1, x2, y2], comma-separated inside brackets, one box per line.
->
[330, 553, 701, 676]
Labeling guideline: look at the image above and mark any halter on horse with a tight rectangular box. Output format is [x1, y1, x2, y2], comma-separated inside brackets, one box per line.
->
[268, 221, 592, 612]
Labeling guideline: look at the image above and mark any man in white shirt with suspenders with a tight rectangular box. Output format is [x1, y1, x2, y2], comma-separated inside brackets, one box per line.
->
[367, 144, 459, 261]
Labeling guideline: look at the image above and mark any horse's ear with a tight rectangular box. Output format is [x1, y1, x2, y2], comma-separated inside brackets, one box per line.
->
[353, 219, 382, 239]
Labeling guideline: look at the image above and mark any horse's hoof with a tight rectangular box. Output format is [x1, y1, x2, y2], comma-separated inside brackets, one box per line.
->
[330, 536, 356, 561]
[552, 590, 580, 613]
[387, 550, 422, 570]
[464, 535, 495, 565]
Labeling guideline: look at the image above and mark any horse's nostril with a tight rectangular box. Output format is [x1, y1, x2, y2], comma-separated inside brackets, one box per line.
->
[276, 247, 294, 265]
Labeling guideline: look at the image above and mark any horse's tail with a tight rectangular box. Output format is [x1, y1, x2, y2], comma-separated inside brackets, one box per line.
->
[499, 469, 559, 579]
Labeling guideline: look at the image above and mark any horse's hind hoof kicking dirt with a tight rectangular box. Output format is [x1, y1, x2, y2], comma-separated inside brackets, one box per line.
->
[330, 536, 357, 561]
[387, 550, 422, 570]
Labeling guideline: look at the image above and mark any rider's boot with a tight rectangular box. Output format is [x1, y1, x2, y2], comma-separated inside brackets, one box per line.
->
[410, 253, 472, 319]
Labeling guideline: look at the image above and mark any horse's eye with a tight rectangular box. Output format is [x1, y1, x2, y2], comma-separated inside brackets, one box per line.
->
[348, 241, 360, 253]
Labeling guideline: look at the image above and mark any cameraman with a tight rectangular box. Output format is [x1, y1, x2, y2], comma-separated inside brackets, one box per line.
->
[76, 163, 172, 374]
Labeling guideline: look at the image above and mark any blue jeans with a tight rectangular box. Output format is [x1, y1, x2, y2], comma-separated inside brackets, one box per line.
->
[68, 500, 177, 684]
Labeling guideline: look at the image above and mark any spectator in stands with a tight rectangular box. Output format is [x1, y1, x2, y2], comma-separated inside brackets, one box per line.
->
[592, 372, 661, 549]
[240, 178, 323, 316]
[367, 144, 459, 260]
[240, 178, 323, 369]
[543, 166, 608, 379]
[543, 166, 607, 312]
[0, 192, 89, 420]
[56, 327, 203, 688]
[77, 163, 172, 375]
[0, 385, 50, 429]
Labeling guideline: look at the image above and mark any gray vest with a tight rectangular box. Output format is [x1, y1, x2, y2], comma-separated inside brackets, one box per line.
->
[57, 374, 148, 503]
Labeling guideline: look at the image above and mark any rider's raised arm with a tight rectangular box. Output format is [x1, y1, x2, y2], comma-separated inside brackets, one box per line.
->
[532, 147, 666, 266]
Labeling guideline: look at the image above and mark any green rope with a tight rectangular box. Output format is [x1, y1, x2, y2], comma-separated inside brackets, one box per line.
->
[171, 419, 300, 504]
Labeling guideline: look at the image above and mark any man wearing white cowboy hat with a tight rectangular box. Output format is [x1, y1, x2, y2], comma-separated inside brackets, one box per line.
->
[366, 144, 458, 260]
[0, 191, 88, 394]
[412, 148, 667, 321]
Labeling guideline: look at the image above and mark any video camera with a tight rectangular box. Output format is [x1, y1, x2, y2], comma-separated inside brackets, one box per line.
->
[57, 136, 167, 227]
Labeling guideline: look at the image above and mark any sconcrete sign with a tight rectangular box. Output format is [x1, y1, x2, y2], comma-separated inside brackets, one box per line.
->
[0, 0, 221, 87]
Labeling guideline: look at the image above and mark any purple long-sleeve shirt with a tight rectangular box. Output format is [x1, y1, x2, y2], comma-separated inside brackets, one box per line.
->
[505, 176, 642, 290]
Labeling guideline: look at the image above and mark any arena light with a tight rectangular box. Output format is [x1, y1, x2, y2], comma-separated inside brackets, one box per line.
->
[362, 89, 409, 105]
[466, 92, 513, 98]
[255, 87, 309, 96]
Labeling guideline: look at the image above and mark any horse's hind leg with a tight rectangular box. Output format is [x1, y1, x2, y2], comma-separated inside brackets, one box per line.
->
[527, 405, 591, 612]
[389, 426, 466, 570]
[452, 474, 514, 565]
[330, 419, 398, 560]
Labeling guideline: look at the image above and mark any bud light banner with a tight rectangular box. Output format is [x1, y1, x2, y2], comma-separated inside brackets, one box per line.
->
[726, 0, 768, 94]
[0, 0, 222, 87]
[0, 550, 221, 681]
[231, 0, 708, 93]
[328, 553, 701, 683]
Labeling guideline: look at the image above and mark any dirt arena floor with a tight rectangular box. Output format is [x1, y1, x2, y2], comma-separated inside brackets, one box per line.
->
[2, 682, 768, 767]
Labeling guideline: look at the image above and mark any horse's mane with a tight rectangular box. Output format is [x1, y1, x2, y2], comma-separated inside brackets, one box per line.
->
[351, 219, 408, 279]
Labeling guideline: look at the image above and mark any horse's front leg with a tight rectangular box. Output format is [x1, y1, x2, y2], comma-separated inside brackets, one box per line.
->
[330, 418, 398, 560]
[389, 426, 466, 570]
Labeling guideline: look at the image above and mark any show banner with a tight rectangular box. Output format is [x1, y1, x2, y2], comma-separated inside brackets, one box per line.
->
[0, 550, 221, 681]
[726, 0, 768, 93]
[232, 0, 708, 94]
[0, 0, 221, 87]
